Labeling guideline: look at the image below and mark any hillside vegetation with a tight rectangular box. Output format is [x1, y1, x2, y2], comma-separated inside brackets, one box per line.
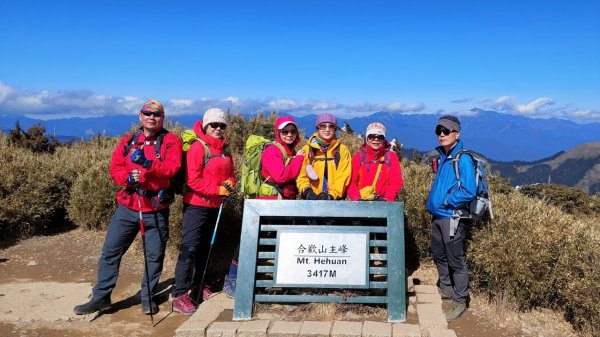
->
[0, 115, 599, 336]
[491, 142, 600, 194]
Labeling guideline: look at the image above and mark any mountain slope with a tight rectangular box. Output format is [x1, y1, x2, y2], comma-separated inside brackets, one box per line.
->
[490, 142, 600, 193]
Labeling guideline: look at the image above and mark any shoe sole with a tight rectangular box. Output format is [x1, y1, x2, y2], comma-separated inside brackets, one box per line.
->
[73, 304, 112, 315]
[171, 304, 196, 315]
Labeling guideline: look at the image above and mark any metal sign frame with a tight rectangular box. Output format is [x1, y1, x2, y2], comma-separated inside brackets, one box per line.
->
[232, 200, 406, 322]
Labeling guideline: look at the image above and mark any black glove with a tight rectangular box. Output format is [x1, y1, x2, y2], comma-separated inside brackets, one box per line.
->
[222, 181, 236, 194]
[130, 149, 153, 168]
[318, 192, 334, 200]
[303, 189, 319, 200]
[157, 189, 175, 204]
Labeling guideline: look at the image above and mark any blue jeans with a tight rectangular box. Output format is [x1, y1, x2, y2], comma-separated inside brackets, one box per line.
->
[430, 217, 469, 304]
[172, 204, 218, 297]
[92, 204, 169, 301]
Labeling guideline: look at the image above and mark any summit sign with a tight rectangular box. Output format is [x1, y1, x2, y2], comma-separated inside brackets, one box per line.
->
[274, 230, 369, 287]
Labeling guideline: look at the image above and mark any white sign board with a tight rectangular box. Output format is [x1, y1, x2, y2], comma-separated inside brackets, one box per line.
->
[275, 230, 368, 287]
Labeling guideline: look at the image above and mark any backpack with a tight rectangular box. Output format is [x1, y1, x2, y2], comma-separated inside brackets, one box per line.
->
[172, 129, 230, 195]
[452, 150, 494, 220]
[123, 128, 169, 160]
[240, 135, 288, 199]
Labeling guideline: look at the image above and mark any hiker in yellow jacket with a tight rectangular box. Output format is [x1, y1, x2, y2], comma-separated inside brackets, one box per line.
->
[297, 113, 351, 200]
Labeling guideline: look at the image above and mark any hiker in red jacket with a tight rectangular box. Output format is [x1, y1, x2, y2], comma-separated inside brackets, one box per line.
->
[74, 99, 182, 316]
[171, 107, 235, 315]
[348, 122, 403, 201]
[222, 116, 305, 299]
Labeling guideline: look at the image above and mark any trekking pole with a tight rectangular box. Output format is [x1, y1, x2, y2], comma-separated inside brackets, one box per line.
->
[136, 191, 154, 325]
[194, 196, 227, 304]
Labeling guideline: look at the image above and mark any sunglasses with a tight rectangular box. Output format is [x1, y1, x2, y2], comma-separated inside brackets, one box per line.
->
[141, 111, 162, 118]
[368, 134, 385, 141]
[318, 123, 337, 130]
[435, 127, 455, 136]
[280, 129, 297, 136]
[208, 122, 227, 130]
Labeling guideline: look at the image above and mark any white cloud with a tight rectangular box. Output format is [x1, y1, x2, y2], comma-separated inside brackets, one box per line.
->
[517, 97, 554, 114]
[483, 96, 555, 115]
[0, 81, 12, 104]
[450, 98, 473, 104]
[1, 82, 597, 123]
[477, 95, 599, 123]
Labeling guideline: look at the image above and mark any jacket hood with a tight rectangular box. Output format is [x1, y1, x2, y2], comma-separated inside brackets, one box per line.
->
[193, 120, 226, 150]
[274, 116, 300, 154]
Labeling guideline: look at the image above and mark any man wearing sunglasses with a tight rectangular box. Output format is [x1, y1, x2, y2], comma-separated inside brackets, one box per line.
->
[426, 115, 477, 321]
[74, 99, 183, 316]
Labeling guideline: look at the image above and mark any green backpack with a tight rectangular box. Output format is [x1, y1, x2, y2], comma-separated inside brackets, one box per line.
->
[240, 135, 288, 199]
[172, 129, 230, 195]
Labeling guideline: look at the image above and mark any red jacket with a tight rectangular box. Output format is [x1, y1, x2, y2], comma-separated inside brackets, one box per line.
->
[183, 120, 236, 208]
[258, 116, 304, 200]
[111, 129, 182, 212]
[347, 143, 403, 202]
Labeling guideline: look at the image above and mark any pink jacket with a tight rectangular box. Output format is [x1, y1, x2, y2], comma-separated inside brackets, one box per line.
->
[259, 116, 304, 199]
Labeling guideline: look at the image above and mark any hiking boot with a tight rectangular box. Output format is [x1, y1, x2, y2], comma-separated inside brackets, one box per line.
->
[445, 301, 467, 321]
[73, 297, 111, 315]
[141, 300, 158, 315]
[438, 287, 453, 300]
[171, 293, 196, 315]
[224, 274, 237, 299]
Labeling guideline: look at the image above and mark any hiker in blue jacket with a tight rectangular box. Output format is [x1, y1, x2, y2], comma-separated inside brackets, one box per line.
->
[426, 115, 476, 322]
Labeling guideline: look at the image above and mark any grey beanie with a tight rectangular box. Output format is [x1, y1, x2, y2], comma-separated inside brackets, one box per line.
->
[437, 115, 461, 132]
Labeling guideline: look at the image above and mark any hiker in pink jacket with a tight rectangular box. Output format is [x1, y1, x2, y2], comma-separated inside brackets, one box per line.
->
[223, 116, 305, 299]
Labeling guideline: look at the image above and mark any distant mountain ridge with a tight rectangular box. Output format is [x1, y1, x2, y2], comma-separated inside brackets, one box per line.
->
[1, 109, 599, 161]
[490, 142, 600, 194]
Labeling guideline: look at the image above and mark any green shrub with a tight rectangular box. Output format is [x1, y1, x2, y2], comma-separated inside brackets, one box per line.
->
[67, 163, 119, 230]
[518, 183, 600, 218]
[0, 137, 71, 238]
[400, 161, 434, 267]
[469, 191, 600, 334]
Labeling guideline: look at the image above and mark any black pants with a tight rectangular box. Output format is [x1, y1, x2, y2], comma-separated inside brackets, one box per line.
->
[172, 204, 218, 297]
[430, 217, 469, 304]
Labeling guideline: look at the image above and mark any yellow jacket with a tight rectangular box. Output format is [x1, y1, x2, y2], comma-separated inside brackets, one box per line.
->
[296, 133, 352, 199]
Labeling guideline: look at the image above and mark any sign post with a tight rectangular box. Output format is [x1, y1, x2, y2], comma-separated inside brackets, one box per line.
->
[233, 200, 405, 322]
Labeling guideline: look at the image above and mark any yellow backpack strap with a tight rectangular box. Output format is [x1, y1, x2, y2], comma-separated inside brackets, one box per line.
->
[371, 156, 385, 189]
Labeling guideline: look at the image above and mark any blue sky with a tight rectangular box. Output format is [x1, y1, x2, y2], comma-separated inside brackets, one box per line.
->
[1, 1, 599, 122]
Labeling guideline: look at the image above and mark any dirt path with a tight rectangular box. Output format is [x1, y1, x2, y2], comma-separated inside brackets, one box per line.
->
[0, 229, 577, 337]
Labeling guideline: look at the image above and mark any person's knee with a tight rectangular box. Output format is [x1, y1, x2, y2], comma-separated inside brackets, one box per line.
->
[179, 245, 197, 264]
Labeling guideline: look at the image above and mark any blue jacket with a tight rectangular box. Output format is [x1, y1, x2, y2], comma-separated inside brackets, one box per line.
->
[426, 140, 477, 219]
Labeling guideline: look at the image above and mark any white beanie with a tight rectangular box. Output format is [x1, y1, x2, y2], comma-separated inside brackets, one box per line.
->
[366, 122, 386, 138]
[203, 108, 227, 126]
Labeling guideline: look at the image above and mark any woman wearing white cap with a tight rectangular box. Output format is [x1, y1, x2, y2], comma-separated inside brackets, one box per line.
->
[171, 108, 235, 315]
[347, 122, 403, 201]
